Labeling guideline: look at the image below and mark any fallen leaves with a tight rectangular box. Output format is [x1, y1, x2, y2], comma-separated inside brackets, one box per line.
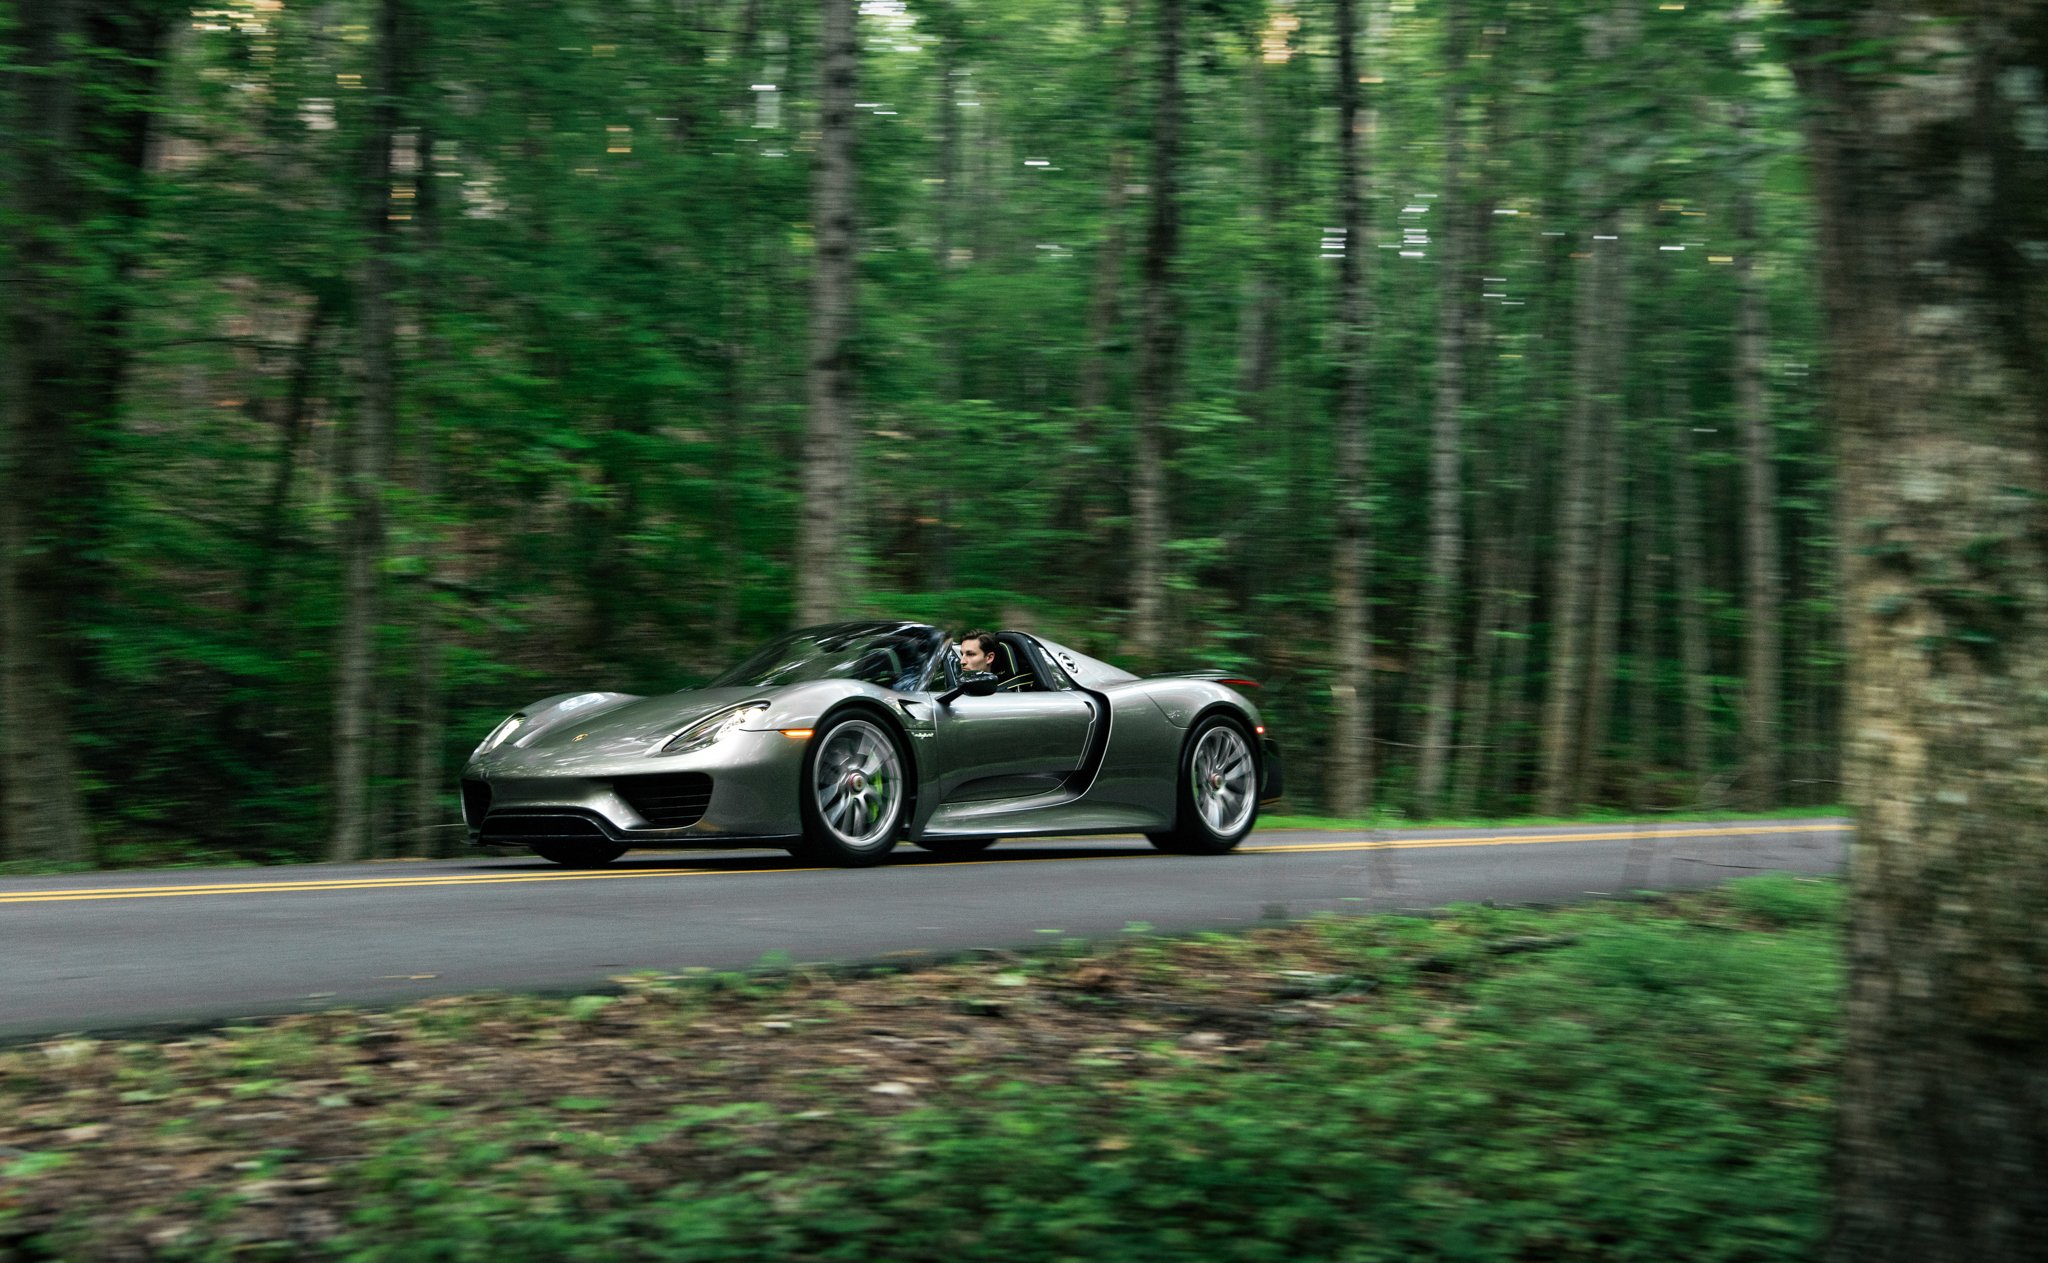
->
[0, 914, 1458, 1257]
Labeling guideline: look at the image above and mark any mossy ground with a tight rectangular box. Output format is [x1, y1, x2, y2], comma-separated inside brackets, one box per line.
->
[0, 876, 1843, 1261]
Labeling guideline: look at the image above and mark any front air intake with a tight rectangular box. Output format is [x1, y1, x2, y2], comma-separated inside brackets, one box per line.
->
[613, 773, 714, 829]
[461, 779, 492, 828]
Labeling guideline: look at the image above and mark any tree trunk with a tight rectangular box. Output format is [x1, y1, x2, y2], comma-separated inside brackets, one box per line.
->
[1733, 146, 1781, 809]
[1628, 433, 1661, 807]
[923, 21, 964, 591]
[1668, 374, 1714, 791]
[711, 0, 764, 655]
[1537, 219, 1613, 814]
[1125, 0, 1182, 667]
[934, 27, 961, 303]
[1790, 6, 2048, 1260]
[331, 0, 407, 862]
[407, 123, 448, 858]
[1077, 24, 1134, 416]
[0, 0, 171, 864]
[1240, 29, 1301, 632]
[1452, 547, 1504, 817]
[794, 0, 860, 625]
[242, 298, 336, 620]
[1577, 351, 1624, 806]
[1488, 484, 1541, 808]
[1234, 43, 1279, 409]
[1, 0, 93, 864]
[1497, 63, 1571, 812]
[1327, 0, 1374, 817]
[1578, 213, 1633, 807]
[1075, 37, 1132, 417]
[409, 596, 447, 855]
[1448, 29, 1506, 818]
[1412, 0, 1470, 814]
[1064, 8, 1136, 608]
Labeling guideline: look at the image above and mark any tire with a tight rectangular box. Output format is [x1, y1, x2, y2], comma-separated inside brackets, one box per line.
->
[532, 842, 628, 868]
[792, 712, 908, 867]
[1147, 714, 1259, 856]
[911, 835, 998, 857]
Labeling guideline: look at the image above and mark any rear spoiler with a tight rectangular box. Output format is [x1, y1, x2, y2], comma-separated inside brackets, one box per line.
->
[1158, 669, 1261, 689]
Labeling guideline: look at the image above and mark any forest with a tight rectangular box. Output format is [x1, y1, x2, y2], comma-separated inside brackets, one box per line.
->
[0, 0, 1851, 868]
[7, 2, 2048, 1255]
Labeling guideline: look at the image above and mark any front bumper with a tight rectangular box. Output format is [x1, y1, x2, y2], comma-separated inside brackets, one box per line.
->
[462, 728, 808, 849]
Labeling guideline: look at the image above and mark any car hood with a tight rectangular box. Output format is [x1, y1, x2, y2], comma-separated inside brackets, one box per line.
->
[514, 687, 772, 756]
[467, 677, 889, 777]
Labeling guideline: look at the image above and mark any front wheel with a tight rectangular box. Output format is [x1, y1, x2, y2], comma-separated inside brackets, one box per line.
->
[532, 842, 628, 868]
[1147, 715, 1258, 856]
[791, 714, 908, 867]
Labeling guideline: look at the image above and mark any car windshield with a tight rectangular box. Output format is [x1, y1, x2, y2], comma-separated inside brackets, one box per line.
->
[707, 623, 947, 693]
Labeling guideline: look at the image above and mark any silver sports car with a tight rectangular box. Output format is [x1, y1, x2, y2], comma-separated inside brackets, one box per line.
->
[461, 621, 1282, 867]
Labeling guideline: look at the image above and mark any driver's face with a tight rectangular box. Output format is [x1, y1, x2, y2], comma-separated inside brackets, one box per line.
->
[958, 640, 992, 673]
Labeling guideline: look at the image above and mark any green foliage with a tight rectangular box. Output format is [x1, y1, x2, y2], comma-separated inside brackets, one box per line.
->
[282, 885, 1836, 1260]
[4, 0, 1841, 862]
[1724, 872, 1844, 929]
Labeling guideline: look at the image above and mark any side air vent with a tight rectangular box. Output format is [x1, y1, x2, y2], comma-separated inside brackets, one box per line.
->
[481, 814, 610, 846]
[613, 773, 714, 829]
[461, 779, 492, 828]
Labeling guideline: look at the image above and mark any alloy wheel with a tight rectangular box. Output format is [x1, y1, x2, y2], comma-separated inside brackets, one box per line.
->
[811, 718, 904, 851]
[1191, 723, 1256, 836]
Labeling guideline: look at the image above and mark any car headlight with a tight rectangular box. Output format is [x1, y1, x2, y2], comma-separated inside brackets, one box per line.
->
[475, 713, 525, 755]
[660, 702, 769, 755]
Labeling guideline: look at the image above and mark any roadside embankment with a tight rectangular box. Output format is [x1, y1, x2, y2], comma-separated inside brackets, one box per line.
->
[0, 876, 1841, 1261]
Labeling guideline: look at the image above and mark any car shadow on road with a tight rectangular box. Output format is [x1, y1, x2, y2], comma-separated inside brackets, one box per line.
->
[485, 841, 1161, 873]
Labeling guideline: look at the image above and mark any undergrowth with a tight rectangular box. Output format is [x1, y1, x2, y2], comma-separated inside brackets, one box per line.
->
[0, 876, 1844, 1262]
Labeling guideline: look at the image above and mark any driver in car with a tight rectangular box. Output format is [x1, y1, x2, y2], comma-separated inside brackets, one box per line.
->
[958, 629, 1039, 692]
[957, 630, 999, 676]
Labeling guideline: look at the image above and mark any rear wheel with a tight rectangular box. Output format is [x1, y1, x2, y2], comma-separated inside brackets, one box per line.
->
[791, 714, 907, 867]
[911, 835, 997, 857]
[532, 843, 628, 868]
[1147, 715, 1258, 856]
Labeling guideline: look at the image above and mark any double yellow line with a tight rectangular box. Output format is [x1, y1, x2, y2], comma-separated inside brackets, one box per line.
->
[0, 822, 1841, 906]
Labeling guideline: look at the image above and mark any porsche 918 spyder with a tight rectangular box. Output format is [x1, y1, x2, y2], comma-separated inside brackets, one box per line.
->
[461, 621, 1282, 867]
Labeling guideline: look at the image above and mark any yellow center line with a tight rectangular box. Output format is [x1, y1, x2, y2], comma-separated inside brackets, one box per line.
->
[0, 822, 1843, 906]
[0, 868, 741, 903]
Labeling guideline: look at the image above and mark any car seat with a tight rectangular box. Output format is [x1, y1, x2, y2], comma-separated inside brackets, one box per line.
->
[992, 638, 1037, 692]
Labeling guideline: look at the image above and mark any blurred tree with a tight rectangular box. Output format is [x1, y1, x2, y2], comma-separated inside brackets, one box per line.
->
[1732, 97, 1781, 809]
[1451, 11, 1517, 819]
[1327, 0, 1373, 818]
[1789, 2, 2048, 1259]
[796, 0, 861, 624]
[331, 0, 412, 863]
[1125, 0, 1183, 667]
[0, 0, 179, 864]
[1577, 203, 1632, 805]
[1410, 0, 1469, 814]
[1536, 21, 1610, 813]
[1065, 2, 1136, 609]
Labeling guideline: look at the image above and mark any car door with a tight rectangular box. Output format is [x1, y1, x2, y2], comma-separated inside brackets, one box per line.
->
[929, 687, 1097, 804]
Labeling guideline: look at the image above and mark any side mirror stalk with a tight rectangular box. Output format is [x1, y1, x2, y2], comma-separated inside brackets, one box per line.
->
[938, 672, 1000, 705]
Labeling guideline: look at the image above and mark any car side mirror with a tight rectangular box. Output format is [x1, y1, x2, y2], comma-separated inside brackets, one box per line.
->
[938, 671, 1000, 705]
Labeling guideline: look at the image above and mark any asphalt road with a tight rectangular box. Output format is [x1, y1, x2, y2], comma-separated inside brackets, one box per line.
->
[0, 818, 1846, 1040]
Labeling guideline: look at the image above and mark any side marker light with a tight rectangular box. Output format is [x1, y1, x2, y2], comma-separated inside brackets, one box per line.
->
[780, 728, 814, 739]
[1255, 725, 1266, 735]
